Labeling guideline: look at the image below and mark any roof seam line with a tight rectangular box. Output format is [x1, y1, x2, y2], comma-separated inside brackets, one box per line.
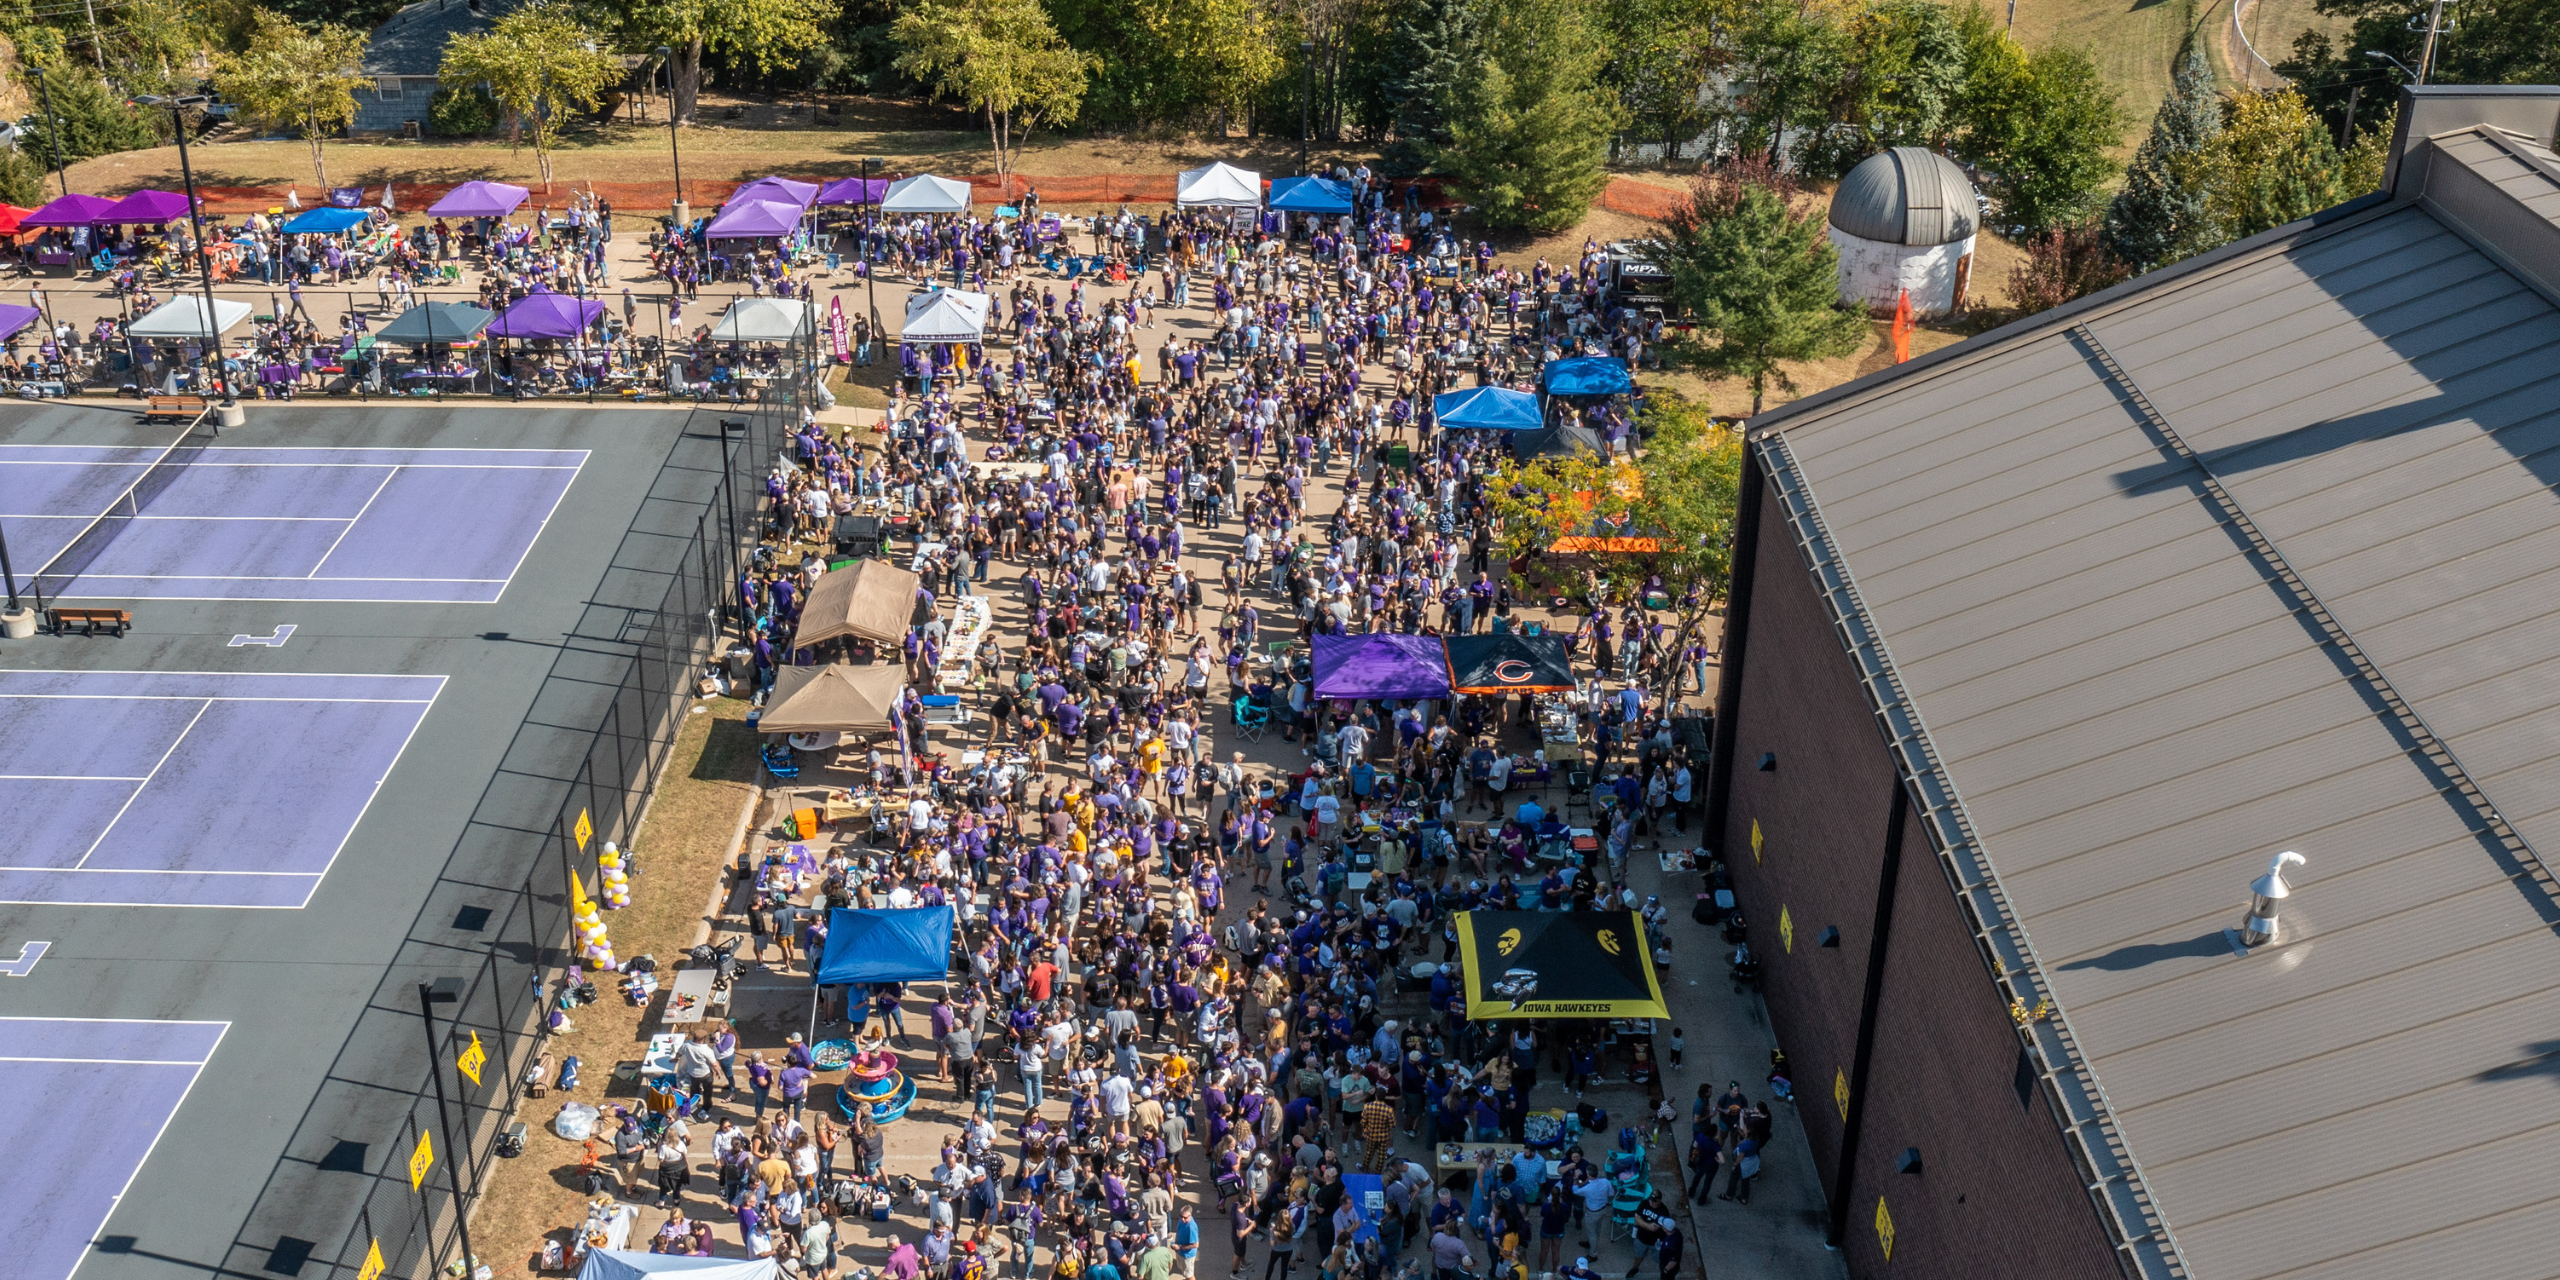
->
[1757, 432, 2189, 1280]
[2070, 320, 2560, 921]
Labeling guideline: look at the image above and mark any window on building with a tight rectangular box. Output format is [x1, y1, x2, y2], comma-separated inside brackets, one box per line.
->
[377, 77, 404, 102]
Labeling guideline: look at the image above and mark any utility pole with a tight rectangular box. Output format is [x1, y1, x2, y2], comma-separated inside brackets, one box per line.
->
[2414, 0, 2451, 82]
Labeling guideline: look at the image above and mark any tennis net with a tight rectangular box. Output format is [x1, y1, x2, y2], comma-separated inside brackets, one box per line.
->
[30, 409, 220, 609]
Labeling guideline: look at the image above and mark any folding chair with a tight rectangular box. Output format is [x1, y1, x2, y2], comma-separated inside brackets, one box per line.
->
[1564, 768, 1594, 819]
[1231, 696, 1270, 745]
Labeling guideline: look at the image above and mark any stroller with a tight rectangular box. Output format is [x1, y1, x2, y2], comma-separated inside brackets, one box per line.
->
[1231, 693, 1271, 744]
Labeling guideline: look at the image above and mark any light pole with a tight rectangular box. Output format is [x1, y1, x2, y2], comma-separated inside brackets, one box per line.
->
[1299, 41, 1315, 175]
[659, 47, 687, 225]
[2364, 49, 2420, 82]
[31, 65, 67, 198]
[417, 978, 481, 1280]
[864, 156, 883, 338]
[136, 94, 235, 418]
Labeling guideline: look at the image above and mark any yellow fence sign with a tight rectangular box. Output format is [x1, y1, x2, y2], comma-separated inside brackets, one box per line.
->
[573, 808, 593, 850]
[1876, 1196, 1895, 1260]
[1836, 1067, 1851, 1120]
[456, 1030, 487, 1087]
[1779, 905, 1794, 953]
[358, 1239, 386, 1280]
[1750, 818, 1763, 862]
[408, 1128, 434, 1191]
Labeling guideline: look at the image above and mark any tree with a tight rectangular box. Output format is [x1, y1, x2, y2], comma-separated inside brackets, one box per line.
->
[439, 4, 623, 190]
[2008, 218, 2130, 314]
[16, 67, 157, 172]
[2104, 39, 2221, 270]
[1650, 162, 1869, 413]
[892, 0, 1094, 193]
[2278, 0, 2560, 136]
[1484, 390, 1744, 708]
[1434, 0, 1621, 231]
[0, 147, 43, 206]
[1049, 0, 1281, 128]
[583, 0, 838, 125]
[1378, 0, 1478, 176]
[1727, 5, 1850, 167]
[1797, 0, 1966, 175]
[1949, 9, 2122, 233]
[2207, 88, 2346, 241]
[213, 10, 368, 188]
[1600, 0, 1735, 165]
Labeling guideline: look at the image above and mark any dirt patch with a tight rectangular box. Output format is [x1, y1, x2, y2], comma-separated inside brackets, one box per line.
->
[465, 694, 762, 1273]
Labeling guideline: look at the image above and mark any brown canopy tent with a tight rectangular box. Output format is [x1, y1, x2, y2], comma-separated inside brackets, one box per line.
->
[758, 662, 905, 735]
[793, 559, 925, 648]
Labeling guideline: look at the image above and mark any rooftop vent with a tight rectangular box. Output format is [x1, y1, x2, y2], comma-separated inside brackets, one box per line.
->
[2236, 851, 2305, 948]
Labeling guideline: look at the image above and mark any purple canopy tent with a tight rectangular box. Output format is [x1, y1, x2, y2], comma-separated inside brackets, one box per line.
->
[704, 198, 806, 240]
[102, 189, 191, 224]
[1311, 633, 1455, 701]
[816, 177, 890, 206]
[487, 291, 604, 338]
[730, 176, 819, 208]
[428, 180, 530, 218]
[21, 193, 119, 228]
[0, 303, 41, 340]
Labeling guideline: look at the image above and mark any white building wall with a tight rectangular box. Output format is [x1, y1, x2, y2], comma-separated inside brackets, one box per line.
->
[1828, 226, 1976, 318]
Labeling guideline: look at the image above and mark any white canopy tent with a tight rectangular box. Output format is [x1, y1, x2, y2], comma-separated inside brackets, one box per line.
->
[901, 289, 990, 343]
[710, 297, 816, 342]
[1176, 162, 1263, 208]
[878, 174, 972, 214]
[127, 296, 254, 339]
[577, 1250, 781, 1280]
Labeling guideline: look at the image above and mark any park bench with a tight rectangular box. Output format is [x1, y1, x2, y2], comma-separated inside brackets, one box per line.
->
[142, 395, 207, 423]
[49, 606, 131, 636]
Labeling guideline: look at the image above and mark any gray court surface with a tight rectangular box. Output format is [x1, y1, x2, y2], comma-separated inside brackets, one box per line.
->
[0, 398, 724, 1280]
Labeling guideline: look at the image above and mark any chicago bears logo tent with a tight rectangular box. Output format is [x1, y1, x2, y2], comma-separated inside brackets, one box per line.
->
[1444, 632, 1576, 695]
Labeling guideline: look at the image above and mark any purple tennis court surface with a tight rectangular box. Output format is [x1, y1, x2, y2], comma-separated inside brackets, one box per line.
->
[5, 1017, 226, 1280]
[0, 445, 585, 602]
[0, 670, 444, 908]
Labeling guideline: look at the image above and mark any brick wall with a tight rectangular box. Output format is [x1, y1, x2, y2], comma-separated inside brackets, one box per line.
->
[1715, 473, 2123, 1280]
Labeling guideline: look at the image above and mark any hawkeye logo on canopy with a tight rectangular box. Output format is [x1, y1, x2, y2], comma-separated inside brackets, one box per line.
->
[1491, 660, 1537, 684]
[1596, 929, 1622, 956]
[1497, 928, 1523, 955]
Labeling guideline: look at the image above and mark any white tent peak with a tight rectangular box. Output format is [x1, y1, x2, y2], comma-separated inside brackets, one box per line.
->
[128, 296, 254, 340]
[901, 289, 989, 343]
[879, 174, 972, 214]
[710, 297, 816, 342]
[1177, 161, 1262, 208]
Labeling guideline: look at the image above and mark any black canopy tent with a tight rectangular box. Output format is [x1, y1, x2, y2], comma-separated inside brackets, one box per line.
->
[1454, 910, 1669, 1019]
[1445, 632, 1576, 695]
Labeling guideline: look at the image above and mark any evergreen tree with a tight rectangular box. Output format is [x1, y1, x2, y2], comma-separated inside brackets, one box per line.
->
[1380, 0, 1478, 177]
[1651, 166, 1869, 413]
[1433, 0, 1620, 231]
[2207, 89, 2347, 241]
[2105, 40, 2221, 270]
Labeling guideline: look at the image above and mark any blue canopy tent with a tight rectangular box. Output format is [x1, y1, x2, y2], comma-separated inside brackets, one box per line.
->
[577, 1251, 779, 1280]
[1268, 175, 1355, 215]
[278, 207, 370, 234]
[1542, 356, 1635, 396]
[1434, 385, 1542, 431]
[809, 905, 955, 1040]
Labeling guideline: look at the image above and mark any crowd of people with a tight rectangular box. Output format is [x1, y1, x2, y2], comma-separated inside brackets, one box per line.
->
[591, 158, 1787, 1280]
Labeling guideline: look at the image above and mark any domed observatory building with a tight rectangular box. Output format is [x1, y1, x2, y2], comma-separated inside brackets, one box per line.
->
[1826, 147, 1979, 317]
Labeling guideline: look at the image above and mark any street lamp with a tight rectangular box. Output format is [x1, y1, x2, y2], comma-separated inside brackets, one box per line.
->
[2363, 49, 2420, 82]
[417, 978, 482, 1280]
[30, 65, 67, 198]
[134, 94, 236, 421]
[1300, 41, 1315, 175]
[864, 156, 884, 338]
[658, 46, 686, 224]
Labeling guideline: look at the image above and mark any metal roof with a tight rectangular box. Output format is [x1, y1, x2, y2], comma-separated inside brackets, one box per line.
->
[1827, 147, 1978, 246]
[361, 0, 527, 76]
[1750, 98, 2560, 1280]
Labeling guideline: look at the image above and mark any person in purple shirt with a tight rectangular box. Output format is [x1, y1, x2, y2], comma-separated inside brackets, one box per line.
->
[779, 1061, 813, 1120]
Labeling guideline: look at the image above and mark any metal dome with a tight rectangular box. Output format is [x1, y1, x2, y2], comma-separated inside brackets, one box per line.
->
[1827, 148, 1978, 247]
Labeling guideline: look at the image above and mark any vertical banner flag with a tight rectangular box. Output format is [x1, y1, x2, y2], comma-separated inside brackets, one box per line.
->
[408, 1128, 434, 1191]
[456, 1030, 487, 1087]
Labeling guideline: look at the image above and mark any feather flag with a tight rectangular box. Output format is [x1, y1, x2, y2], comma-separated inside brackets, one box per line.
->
[1891, 289, 1914, 364]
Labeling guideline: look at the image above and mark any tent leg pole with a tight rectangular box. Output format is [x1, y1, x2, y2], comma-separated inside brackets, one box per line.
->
[809, 987, 820, 1046]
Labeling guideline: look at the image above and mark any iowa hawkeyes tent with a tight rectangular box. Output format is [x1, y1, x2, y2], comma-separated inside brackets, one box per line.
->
[1454, 910, 1669, 1019]
[1445, 633, 1576, 695]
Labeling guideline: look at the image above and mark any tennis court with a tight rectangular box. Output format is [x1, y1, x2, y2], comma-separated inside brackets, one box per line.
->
[0, 444, 586, 602]
[5, 1017, 228, 1280]
[0, 670, 444, 908]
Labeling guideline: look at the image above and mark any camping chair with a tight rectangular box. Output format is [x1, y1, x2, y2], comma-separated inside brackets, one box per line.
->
[1231, 695, 1270, 745]
[1564, 768, 1594, 819]
[760, 741, 801, 779]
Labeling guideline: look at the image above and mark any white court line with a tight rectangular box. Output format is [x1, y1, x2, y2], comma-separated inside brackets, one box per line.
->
[63, 573, 507, 582]
[1, 694, 436, 703]
[0, 1055, 221, 1065]
[68, 700, 209, 871]
[307, 465, 400, 578]
[0, 774, 151, 781]
[14, 515, 358, 523]
[0, 866, 318, 876]
[485, 450, 590, 599]
[60, 1022, 229, 1280]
